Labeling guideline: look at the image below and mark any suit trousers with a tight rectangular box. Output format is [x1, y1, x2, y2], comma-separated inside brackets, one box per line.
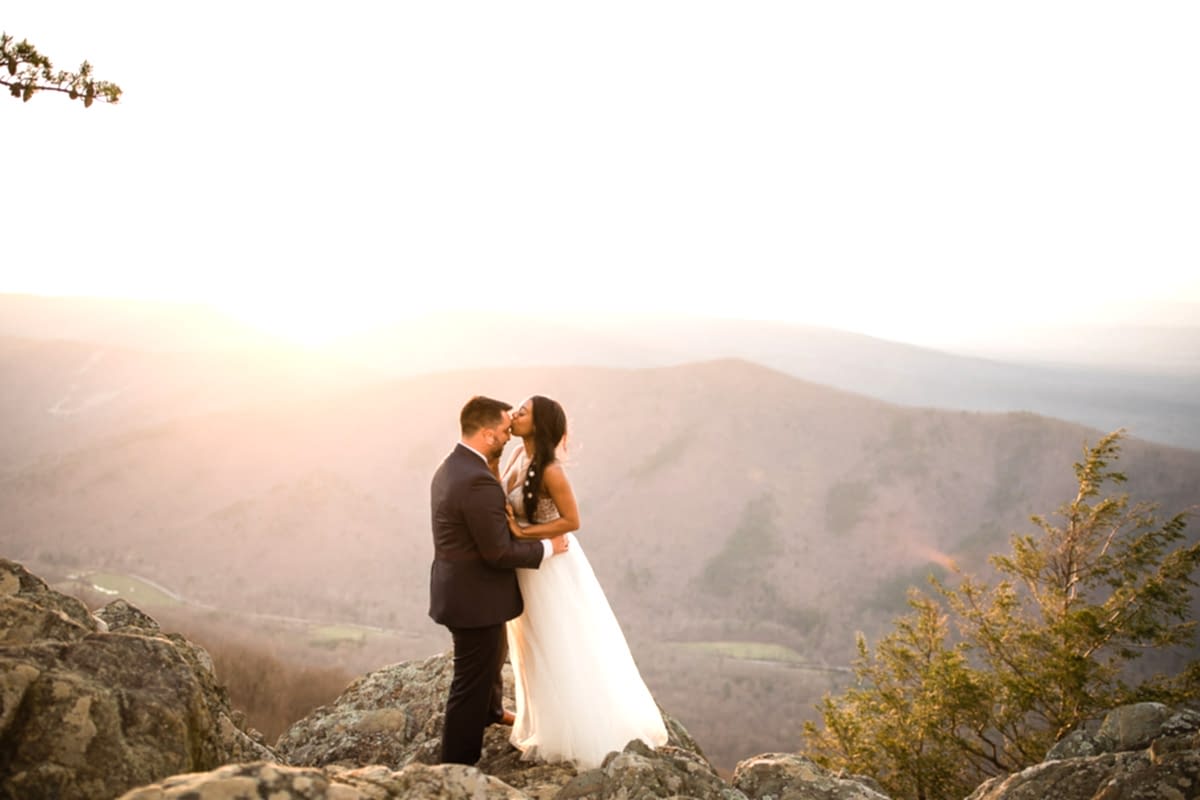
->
[441, 623, 509, 764]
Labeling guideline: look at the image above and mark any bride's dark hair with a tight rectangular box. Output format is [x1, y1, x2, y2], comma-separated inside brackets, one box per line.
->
[523, 395, 568, 523]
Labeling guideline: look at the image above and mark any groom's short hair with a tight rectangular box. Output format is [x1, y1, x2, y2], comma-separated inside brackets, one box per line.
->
[460, 395, 512, 436]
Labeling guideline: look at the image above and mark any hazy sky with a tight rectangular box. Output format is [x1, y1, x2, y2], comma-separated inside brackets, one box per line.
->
[3, 2, 1198, 347]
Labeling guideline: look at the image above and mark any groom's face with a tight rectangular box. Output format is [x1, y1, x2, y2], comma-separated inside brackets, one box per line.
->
[482, 411, 513, 458]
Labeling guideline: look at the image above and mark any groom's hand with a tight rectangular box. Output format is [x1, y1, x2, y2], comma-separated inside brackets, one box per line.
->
[550, 535, 569, 555]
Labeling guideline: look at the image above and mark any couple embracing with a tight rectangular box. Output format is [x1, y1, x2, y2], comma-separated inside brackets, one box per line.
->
[429, 395, 668, 768]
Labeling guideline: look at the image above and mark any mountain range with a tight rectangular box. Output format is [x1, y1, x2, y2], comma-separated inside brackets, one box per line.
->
[4, 293, 1196, 451]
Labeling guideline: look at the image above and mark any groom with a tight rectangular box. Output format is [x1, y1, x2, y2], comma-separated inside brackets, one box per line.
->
[429, 395, 569, 765]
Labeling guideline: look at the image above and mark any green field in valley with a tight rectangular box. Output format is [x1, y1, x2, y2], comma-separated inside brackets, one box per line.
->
[72, 571, 183, 607]
[308, 623, 372, 646]
[675, 641, 806, 663]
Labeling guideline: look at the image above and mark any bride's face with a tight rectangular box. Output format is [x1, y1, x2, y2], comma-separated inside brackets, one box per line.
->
[510, 399, 535, 438]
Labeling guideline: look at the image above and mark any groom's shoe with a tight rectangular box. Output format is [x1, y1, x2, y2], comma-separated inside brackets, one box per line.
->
[493, 709, 516, 726]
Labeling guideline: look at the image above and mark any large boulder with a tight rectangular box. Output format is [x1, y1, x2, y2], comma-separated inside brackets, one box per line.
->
[1096, 701, 1186, 752]
[732, 753, 890, 799]
[967, 702, 1200, 800]
[0, 557, 97, 645]
[0, 558, 275, 800]
[277, 651, 457, 769]
[556, 739, 747, 800]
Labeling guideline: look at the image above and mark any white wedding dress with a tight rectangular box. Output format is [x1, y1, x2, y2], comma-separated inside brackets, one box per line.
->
[504, 451, 668, 769]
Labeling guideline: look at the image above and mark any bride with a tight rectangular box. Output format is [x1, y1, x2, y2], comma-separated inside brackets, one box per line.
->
[499, 395, 668, 769]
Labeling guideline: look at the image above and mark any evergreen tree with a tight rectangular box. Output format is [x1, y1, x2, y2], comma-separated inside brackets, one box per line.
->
[807, 594, 989, 800]
[804, 430, 1199, 800]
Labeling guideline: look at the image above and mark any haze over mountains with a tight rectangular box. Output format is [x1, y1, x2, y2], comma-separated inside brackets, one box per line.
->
[4, 293, 1198, 452]
[334, 311, 1200, 451]
[2, 292, 1198, 766]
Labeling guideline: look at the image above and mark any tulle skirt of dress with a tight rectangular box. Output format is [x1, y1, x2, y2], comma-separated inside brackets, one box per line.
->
[507, 533, 668, 769]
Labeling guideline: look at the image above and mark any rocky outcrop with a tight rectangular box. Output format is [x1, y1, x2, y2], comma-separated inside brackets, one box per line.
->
[115, 739, 903, 800]
[0, 558, 275, 800]
[275, 650, 722, 797]
[967, 702, 1200, 800]
[277, 651, 705, 772]
[119, 744, 741, 800]
[118, 761, 529, 800]
[268, 648, 894, 799]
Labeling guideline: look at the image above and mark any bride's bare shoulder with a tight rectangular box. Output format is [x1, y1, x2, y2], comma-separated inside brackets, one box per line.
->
[542, 460, 571, 485]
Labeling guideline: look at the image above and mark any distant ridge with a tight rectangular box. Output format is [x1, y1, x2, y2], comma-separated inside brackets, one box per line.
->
[2, 294, 1197, 450]
[333, 311, 1200, 451]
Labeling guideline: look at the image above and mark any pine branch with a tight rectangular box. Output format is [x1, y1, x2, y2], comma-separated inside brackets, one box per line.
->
[2, 32, 122, 106]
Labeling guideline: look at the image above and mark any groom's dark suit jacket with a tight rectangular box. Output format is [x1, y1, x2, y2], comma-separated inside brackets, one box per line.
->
[429, 444, 544, 628]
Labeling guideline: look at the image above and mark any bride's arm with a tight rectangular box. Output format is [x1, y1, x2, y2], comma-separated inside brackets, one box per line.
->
[507, 462, 581, 539]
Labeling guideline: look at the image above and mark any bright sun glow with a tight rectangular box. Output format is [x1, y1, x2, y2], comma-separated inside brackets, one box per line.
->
[228, 307, 353, 348]
[214, 290, 410, 347]
[3, 3, 1198, 352]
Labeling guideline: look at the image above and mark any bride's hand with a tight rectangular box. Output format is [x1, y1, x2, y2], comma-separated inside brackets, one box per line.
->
[506, 506, 524, 537]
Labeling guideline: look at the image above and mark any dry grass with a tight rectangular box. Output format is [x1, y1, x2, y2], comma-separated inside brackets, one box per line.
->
[162, 614, 355, 743]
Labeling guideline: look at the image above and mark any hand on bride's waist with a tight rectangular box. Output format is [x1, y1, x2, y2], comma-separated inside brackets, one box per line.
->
[506, 504, 546, 539]
[506, 502, 578, 543]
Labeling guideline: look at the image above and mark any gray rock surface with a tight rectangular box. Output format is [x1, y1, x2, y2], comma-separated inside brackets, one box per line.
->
[558, 739, 746, 800]
[117, 760, 528, 799]
[0, 558, 96, 646]
[277, 650, 706, 776]
[732, 753, 890, 800]
[968, 702, 1200, 800]
[0, 558, 275, 800]
[277, 651, 458, 768]
[94, 598, 162, 633]
[1045, 728, 1106, 762]
[120, 740, 755, 800]
[1098, 701, 1179, 752]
